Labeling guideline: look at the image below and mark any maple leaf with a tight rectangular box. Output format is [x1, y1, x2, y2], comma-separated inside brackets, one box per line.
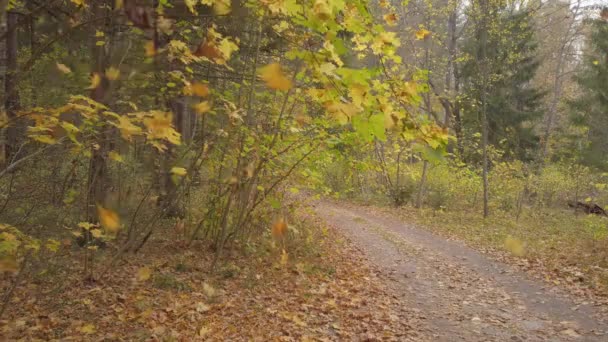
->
[193, 101, 212, 114]
[184, 82, 209, 97]
[87, 73, 102, 89]
[384, 13, 398, 26]
[259, 63, 292, 91]
[143, 111, 181, 146]
[113, 116, 142, 141]
[144, 41, 156, 57]
[105, 67, 120, 81]
[504, 236, 525, 256]
[80, 324, 96, 334]
[171, 167, 187, 177]
[415, 28, 431, 40]
[272, 218, 288, 238]
[97, 205, 120, 233]
[313, 0, 332, 20]
[56, 63, 72, 74]
[137, 267, 152, 281]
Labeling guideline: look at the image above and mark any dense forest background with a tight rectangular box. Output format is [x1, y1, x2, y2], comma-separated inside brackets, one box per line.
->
[1, 0, 608, 338]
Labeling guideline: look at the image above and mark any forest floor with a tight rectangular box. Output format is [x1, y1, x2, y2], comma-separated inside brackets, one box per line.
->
[317, 201, 608, 341]
[0, 203, 424, 341]
[4, 200, 608, 340]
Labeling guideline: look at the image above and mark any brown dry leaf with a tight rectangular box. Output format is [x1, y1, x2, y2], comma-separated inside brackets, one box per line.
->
[272, 217, 288, 238]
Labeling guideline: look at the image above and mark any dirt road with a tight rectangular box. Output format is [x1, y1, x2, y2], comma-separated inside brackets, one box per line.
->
[317, 202, 608, 341]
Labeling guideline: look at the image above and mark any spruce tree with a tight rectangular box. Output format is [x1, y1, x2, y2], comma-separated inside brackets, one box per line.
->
[568, 13, 608, 169]
[461, 8, 544, 161]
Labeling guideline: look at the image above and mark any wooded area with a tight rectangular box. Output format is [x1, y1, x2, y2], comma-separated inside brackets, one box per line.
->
[1, 0, 608, 339]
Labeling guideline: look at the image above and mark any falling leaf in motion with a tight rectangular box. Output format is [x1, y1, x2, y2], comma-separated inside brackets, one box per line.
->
[272, 217, 288, 238]
[415, 28, 431, 40]
[87, 73, 102, 89]
[56, 63, 72, 74]
[259, 63, 292, 91]
[144, 41, 156, 57]
[97, 205, 120, 233]
[105, 67, 120, 81]
[137, 267, 152, 281]
[184, 82, 209, 97]
[193, 101, 212, 115]
[504, 235, 525, 256]
[171, 167, 187, 177]
[384, 13, 398, 26]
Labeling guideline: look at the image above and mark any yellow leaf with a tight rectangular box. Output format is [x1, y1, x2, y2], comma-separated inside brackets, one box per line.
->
[593, 60, 599, 65]
[97, 205, 120, 233]
[313, 0, 332, 20]
[71, 0, 85, 6]
[504, 236, 525, 257]
[115, 0, 124, 9]
[280, 249, 288, 266]
[105, 67, 120, 81]
[87, 73, 102, 89]
[184, 82, 209, 97]
[384, 13, 398, 26]
[193, 101, 211, 114]
[90, 229, 103, 238]
[80, 324, 96, 334]
[211, 0, 231, 15]
[144, 41, 156, 57]
[171, 167, 187, 177]
[202, 282, 216, 298]
[113, 116, 142, 141]
[108, 151, 124, 162]
[199, 326, 211, 337]
[56, 63, 72, 74]
[137, 267, 152, 281]
[415, 28, 431, 40]
[259, 63, 292, 91]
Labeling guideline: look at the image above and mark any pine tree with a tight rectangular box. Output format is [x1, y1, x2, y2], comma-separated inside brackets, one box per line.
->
[461, 8, 544, 161]
[567, 14, 608, 169]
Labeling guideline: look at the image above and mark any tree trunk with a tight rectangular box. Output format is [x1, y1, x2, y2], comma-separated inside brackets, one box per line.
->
[3, 10, 20, 165]
[479, 0, 490, 218]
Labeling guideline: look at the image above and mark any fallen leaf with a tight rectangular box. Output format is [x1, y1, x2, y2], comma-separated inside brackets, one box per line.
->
[137, 267, 152, 281]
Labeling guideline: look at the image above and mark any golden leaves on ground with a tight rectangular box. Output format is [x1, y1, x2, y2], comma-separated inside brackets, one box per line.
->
[504, 236, 525, 256]
[259, 63, 292, 91]
[97, 205, 120, 233]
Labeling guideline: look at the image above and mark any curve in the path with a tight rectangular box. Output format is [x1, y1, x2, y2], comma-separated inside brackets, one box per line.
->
[317, 202, 607, 342]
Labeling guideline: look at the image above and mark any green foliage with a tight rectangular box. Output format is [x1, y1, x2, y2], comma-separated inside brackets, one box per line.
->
[567, 18, 608, 169]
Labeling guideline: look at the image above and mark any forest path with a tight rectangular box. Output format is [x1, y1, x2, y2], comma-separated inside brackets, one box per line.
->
[316, 202, 608, 342]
